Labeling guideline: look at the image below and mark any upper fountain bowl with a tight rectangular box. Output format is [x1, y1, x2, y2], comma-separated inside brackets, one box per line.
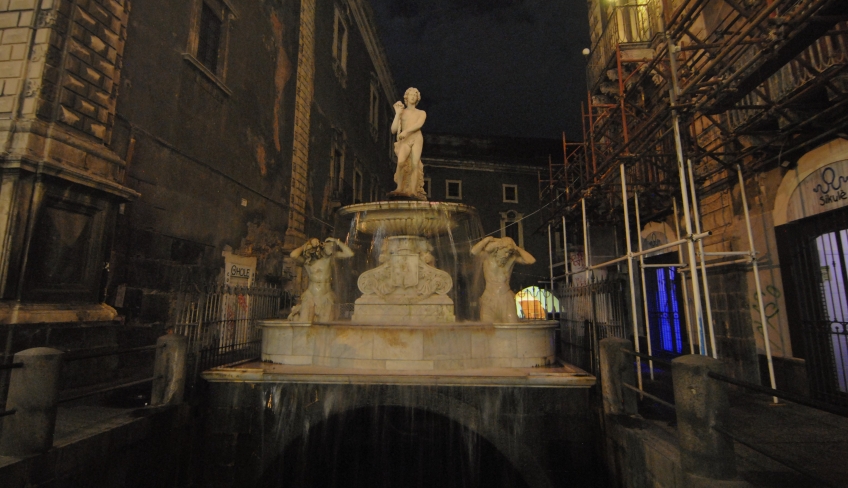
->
[332, 201, 485, 323]
[337, 201, 477, 237]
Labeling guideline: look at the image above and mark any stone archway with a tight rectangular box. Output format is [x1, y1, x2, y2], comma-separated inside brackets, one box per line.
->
[263, 385, 556, 488]
[773, 137, 848, 226]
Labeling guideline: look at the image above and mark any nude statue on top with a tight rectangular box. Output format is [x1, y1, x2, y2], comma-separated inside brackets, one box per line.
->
[288, 237, 354, 323]
[471, 236, 536, 323]
[390, 87, 427, 200]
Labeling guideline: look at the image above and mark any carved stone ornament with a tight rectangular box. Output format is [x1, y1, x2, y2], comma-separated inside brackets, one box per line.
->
[352, 236, 455, 323]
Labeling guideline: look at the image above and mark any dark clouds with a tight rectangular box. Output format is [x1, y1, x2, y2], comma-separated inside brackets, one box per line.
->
[370, 0, 590, 139]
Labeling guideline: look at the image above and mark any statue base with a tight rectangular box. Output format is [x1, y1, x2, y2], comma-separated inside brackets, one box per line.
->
[386, 191, 427, 201]
[352, 294, 455, 324]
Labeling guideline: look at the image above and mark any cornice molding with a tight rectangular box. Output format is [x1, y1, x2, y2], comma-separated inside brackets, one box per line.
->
[422, 157, 542, 175]
[344, 0, 398, 104]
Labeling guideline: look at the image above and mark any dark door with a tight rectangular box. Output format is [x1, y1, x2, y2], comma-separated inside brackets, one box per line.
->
[644, 253, 687, 356]
[777, 207, 848, 407]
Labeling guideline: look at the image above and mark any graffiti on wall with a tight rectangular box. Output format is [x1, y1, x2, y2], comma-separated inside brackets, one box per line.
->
[751, 284, 783, 353]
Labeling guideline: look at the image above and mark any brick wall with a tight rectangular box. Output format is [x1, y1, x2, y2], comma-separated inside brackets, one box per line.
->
[286, 0, 315, 248]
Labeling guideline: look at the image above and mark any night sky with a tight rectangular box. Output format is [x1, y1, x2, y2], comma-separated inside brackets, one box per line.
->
[369, 0, 591, 141]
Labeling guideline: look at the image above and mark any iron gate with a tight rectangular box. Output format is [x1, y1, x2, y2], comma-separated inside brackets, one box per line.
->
[777, 208, 848, 408]
[558, 278, 629, 374]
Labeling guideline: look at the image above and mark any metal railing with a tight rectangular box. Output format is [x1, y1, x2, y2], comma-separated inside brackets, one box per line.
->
[558, 278, 628, 374]
[728, 21, 848, 131]
[58, 344, 163, 404]
[172, 283, 293, 392]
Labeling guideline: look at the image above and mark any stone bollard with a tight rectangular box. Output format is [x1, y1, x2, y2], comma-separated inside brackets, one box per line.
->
[672, 354, 737, 481]
[599, 337, 637, 416]
[0, 347, 64, 456]
[151, 333, 188, 406]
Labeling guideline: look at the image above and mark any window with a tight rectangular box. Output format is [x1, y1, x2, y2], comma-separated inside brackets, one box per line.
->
[503, 184, 518, 203]
[500, 210, 524, 248]
[370, 177, 379, 202]
[423, 178, 431, 198]
[369, 77, 380, 140]
[332, 6, 349, 85]
[332, 149, 344, 193]
[197, 4, 222, 73]
[330, 129, 346, 197]
[184, 0, 235, 96]
[446, 180, 462, 200]
[353, 166, 363, 204]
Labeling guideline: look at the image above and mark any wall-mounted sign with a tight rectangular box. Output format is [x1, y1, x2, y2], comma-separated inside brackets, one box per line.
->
[222, 251, 257, 287]
[787, 159, 848, 223]
[641, 221, 676, 257]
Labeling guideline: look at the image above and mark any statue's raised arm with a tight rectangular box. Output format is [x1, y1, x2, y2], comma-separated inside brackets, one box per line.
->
[389, 87, 427, 200]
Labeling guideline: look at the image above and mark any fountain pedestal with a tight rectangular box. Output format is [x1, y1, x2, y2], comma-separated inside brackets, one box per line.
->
[261, 320, 556, 370]
[352, 235, 454, 324]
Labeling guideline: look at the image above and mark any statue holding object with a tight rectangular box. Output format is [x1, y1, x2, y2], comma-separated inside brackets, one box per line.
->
[390, 87, 427, 200]
[471, 236, 536, 323]
[288, 237, 354, 323]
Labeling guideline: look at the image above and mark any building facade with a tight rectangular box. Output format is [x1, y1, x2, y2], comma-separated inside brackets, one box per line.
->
[0, 0, 398, 364]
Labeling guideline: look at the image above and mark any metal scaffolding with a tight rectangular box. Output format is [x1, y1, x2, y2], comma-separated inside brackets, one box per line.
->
[540, 0, 848, 397]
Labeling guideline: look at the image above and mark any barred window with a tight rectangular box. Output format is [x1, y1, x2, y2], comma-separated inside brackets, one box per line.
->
[197, 3, 222, 73]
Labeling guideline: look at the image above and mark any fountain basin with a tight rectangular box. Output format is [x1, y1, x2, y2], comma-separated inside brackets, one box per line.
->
[260, 319, 556, 370]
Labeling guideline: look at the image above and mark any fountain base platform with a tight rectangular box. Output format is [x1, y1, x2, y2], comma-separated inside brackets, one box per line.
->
[260, 319, 557, 370]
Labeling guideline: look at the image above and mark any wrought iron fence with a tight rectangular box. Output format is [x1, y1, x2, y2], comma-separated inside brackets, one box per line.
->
[558, 278, 629, 374]
[172, 283, 293, 392]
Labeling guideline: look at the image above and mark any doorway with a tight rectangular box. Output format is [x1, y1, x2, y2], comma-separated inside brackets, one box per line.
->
[643, 252, 686, 357]
[777, 206, 848, 407]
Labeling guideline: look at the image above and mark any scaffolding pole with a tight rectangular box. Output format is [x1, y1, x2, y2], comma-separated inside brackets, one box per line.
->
[737, 165, 778, 403]
[582, 199, 591, 285]
[674, 199, 696, 355]
[668, 32, 708, 356]
[562, 216, 569, 287]
[634, 191, 655, 379]
[620, 164, 644, 390]
[687, 159, 718, 358]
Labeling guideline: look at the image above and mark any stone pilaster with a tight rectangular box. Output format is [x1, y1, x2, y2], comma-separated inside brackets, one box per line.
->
[285, 0, 315, 249]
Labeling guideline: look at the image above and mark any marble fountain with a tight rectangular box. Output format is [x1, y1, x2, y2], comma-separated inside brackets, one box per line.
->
[205, 87, 591, 387]
[260, 200, 558, 371]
